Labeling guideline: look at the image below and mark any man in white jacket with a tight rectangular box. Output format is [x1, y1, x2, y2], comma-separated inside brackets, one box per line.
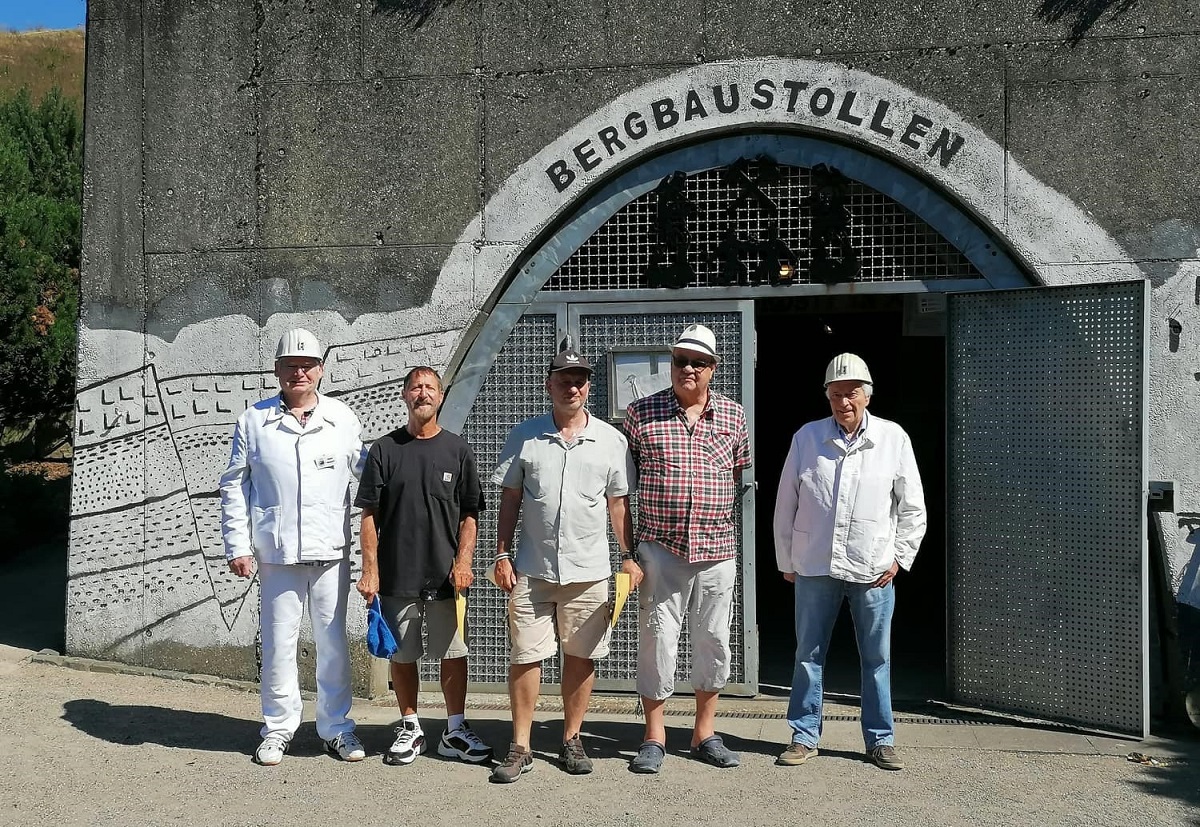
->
[773, 353, 925, 772]
[220, 328, 368, 766]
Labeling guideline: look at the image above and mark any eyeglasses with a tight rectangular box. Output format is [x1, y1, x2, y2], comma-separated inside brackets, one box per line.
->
[279, 361, 321, 375]
[672, 356, 713, 370]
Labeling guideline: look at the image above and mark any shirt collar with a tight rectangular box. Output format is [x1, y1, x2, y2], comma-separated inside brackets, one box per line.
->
[826, 409, 871, 444]
[266, 393, 334, 428]
[673, 390, 715, 420]
[539, 410, 597, 442]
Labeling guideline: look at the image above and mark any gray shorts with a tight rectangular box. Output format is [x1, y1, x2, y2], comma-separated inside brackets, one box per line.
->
[378, 594, 469, 664]
[636, 540, 736, 699]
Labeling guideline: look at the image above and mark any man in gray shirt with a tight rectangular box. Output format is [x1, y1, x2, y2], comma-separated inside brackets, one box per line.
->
[488, 346, 640, 783]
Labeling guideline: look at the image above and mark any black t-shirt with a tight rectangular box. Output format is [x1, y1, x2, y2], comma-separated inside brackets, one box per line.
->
[355, 428, 484, 600]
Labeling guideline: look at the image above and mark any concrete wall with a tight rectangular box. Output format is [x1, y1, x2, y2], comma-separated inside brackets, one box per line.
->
[75, 0, 1200, 696]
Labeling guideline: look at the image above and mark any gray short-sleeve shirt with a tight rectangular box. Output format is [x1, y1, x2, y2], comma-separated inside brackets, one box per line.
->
[492, 412, 634, 584]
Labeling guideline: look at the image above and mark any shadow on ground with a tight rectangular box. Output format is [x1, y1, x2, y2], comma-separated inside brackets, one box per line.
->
[1124, 754, 1200, 816]
[58, 703, 818, 769]
[62, 700, 261, 755]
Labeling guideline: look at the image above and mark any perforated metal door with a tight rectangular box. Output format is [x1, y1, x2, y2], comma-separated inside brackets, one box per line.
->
[946, 282, 1148, 736]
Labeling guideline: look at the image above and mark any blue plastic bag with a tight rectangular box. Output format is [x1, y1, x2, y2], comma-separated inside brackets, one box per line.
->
[366, 595, 398, 659]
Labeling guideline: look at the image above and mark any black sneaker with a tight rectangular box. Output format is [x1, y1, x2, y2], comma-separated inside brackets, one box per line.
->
[560, 734, 593, 775]
[438, 722, 494, 764]
[384, 721, 426, 766]
[489, 742, 533, 783]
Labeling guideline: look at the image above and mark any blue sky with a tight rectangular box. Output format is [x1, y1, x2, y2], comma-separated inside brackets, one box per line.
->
[0, 0, 86, 31]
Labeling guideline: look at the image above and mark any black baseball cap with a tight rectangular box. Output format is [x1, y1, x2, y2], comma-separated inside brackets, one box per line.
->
[547, 348, 593, 374]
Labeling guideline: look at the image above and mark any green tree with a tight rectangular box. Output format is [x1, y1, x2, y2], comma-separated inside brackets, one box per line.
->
[0, 86, 82, 454]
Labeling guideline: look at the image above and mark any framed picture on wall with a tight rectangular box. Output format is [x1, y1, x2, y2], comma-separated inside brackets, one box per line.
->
[607, 348, 673, 420]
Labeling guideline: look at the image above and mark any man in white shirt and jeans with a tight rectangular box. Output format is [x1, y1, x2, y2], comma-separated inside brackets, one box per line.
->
[772, 353, 926, 771]
[220, 328, 368, 766]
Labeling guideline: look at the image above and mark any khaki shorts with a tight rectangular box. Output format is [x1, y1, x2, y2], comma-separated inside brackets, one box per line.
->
[379, 594, 468, 664]
[508, 575, 611, 665]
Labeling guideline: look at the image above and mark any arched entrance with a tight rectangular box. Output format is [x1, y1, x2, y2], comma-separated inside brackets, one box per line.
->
[438, 132, 1027, 693]
[437, 128, 1146, 737]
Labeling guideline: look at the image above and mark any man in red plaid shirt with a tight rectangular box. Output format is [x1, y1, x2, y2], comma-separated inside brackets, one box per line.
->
[624, 323, 751, 774]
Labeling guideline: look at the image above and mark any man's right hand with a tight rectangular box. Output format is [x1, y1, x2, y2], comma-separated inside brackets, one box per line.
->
[494, 558, 517, 593]
[356, 571, 379, 603]
[228, 556, 255, 578]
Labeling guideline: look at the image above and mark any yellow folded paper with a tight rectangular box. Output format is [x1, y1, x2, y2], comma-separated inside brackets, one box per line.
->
[611, 572, 631, 629]
[455, 591, 467, 641]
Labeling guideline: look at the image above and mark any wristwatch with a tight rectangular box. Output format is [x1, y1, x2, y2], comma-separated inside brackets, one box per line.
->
[619, 548, 640, 564]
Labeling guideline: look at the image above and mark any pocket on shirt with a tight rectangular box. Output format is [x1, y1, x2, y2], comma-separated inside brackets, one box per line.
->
[429, 470, 457, 502]
[790, 529, 810, 560]
[317, 504, 351, 550]
[575, 462, 610, 503]
[845, 519, 879, 566]
[250, 505, 280, 552]
[706, 431, 738, 471]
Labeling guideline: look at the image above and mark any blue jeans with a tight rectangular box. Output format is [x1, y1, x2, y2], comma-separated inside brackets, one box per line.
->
[786, 575, 895, 749]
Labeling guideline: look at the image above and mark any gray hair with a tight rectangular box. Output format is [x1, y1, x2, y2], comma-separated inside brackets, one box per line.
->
[825, 381, 873, 399]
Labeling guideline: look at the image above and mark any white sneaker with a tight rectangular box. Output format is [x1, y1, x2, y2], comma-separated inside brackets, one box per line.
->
[384, 720, 426, 766]
[438, 722, 494, 764]
[254, 733, 289, 766]
[324, 731, 366, 762]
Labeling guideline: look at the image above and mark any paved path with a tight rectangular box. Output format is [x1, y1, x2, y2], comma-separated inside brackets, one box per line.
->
[1, 644, 1197, 827]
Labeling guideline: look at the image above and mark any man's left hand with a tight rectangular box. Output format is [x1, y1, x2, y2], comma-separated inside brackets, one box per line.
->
[451, 558, 474, 592]
[620, 559, 644, 590]
[871, 561, 900, 588]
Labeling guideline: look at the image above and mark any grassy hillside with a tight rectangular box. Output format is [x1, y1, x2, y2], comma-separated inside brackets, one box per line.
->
[0, 28, 84, 107]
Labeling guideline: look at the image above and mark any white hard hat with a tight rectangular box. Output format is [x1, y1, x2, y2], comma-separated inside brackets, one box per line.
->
[275, 328, 322, 361]
[673, 323, 718, 360]
[824, 353, 872, 386]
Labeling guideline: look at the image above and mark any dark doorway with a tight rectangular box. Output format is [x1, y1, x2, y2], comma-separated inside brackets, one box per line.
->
[753, 295, 946, 702]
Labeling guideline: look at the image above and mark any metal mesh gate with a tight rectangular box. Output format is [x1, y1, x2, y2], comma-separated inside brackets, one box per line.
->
[456, 314, 562, 685]
[947, 282, 1146, 735]
[543, 161, 981, 291]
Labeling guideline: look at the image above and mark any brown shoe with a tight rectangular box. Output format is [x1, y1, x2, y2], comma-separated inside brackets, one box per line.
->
[560, 735, 593, 775]
[870, 744, 904, 771]
[776, 742, 819, 766]
[489, 743, 533, 783]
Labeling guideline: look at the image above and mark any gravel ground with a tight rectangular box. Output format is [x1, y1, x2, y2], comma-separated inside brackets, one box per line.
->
[1, 645, 1198, 827]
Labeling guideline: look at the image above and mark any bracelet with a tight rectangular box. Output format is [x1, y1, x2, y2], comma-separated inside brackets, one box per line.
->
[494, 553, 512, 563]
[619, 549, 640, 563]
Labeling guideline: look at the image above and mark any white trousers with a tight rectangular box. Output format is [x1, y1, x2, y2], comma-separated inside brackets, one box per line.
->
[258, 561, 355, 742]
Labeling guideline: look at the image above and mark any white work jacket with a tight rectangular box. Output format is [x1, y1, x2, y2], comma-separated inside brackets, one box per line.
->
[220, 393, 367, 564]
[773, 411, 926, 583]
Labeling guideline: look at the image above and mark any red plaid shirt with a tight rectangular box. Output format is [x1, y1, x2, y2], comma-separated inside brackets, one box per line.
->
[625, 388, 751, 563]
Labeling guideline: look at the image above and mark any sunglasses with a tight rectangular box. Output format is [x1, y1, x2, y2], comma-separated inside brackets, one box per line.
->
[672, 355, 713, 370]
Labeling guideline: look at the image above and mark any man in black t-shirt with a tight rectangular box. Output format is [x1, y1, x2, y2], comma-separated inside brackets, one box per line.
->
[356, 366, 493, 767]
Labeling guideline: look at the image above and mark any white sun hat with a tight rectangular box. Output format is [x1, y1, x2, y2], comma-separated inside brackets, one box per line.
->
[672, 323, 718, 360]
